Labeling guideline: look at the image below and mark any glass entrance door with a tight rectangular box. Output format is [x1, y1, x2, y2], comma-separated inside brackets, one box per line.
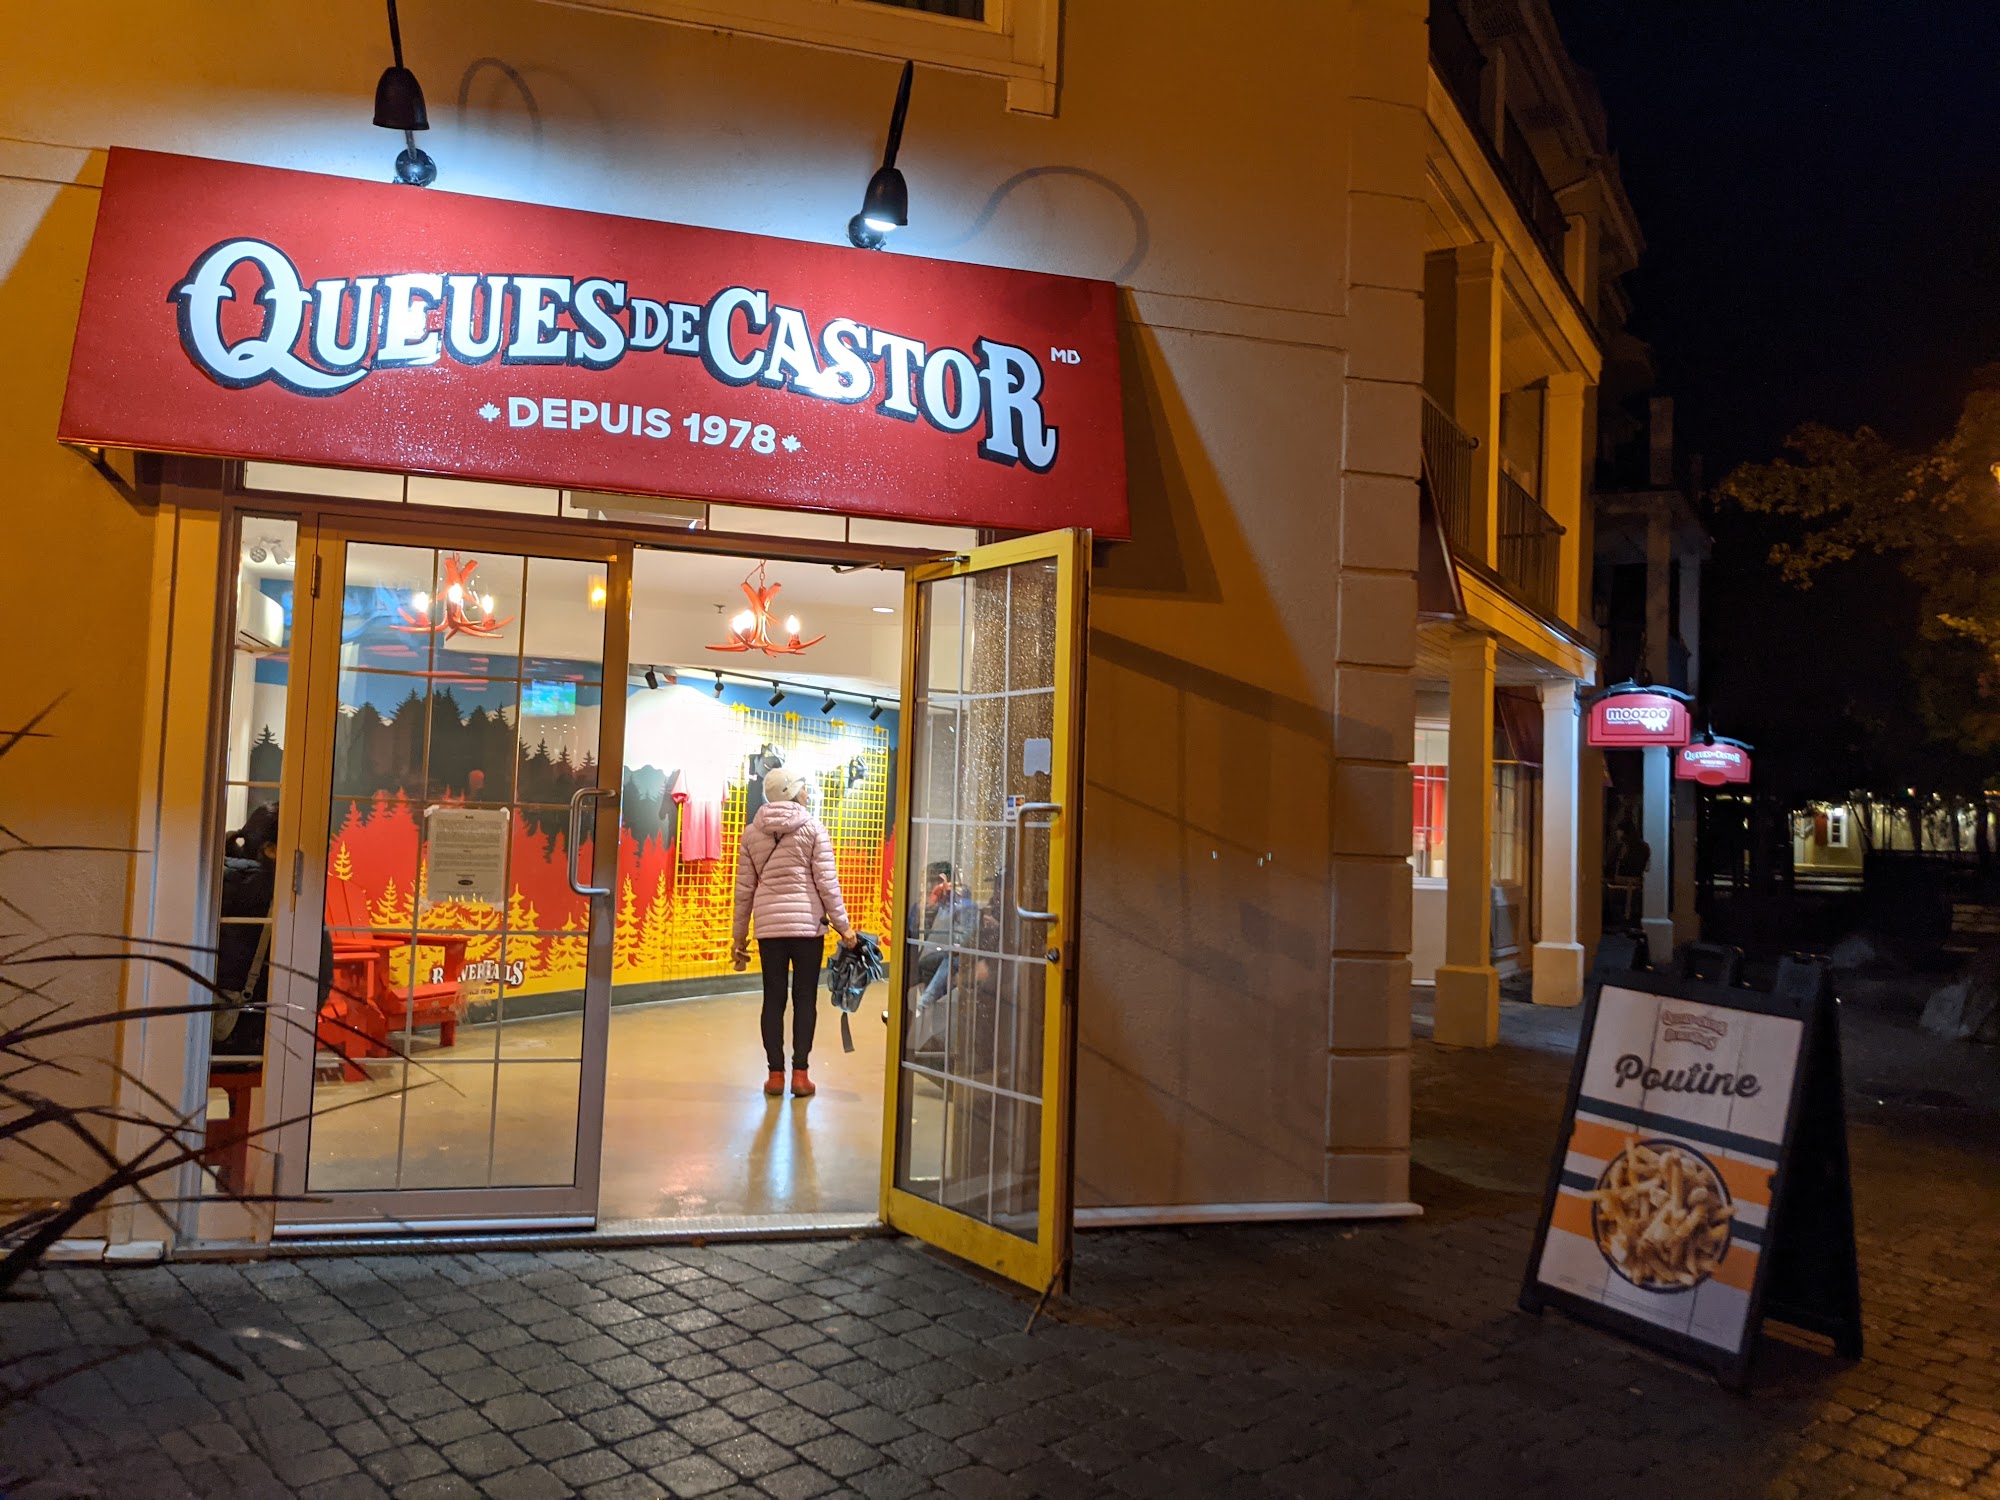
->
[270, 521, 629, 1229]
[882, 530, 1090, 1291]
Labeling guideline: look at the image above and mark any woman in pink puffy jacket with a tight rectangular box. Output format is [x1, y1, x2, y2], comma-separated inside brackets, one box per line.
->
[731, 764, 858, 1098]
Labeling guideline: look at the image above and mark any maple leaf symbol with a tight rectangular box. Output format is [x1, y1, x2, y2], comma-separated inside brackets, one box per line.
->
[781, 434, 801, 453]
[477, 402, 501, 422]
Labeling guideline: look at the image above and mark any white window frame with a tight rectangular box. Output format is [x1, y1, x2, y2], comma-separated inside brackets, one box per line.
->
[536, 0, 1061, 114]
[1411, 722, 1450, 886]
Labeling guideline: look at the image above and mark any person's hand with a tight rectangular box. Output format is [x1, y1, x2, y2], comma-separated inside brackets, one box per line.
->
[731, 948, 750, 972]
[838, 928, 860, 950]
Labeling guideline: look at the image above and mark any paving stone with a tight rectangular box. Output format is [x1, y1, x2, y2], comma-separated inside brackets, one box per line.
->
[652, 1454, 738, 1497]
[755, 1463, 838, 1499]
[6, 1017, 1999, 1500]
[481, 1464, 574, 1500]
[438, 1430, 530, 1479]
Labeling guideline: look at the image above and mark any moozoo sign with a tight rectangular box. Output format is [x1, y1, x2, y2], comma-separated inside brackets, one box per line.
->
[1587, 691, 1692, 748]
[61, 150, 1129, 537]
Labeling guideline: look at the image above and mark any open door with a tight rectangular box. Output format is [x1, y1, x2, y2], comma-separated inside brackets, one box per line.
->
[882, 529, 1089, 1292]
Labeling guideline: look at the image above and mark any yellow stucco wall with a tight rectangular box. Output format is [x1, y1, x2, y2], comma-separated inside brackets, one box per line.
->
[0, 0, 1426, 1233]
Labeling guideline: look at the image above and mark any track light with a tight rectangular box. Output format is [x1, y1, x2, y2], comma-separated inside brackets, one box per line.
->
[713, 672, 726, 699]
[644, 667, 660, 691]
[374, 0, 437, 187]
[847, 60, 914, 250]
[820, 692, 837, 716]
[869, 699, 884, 722]
[769, 682, 787, 708]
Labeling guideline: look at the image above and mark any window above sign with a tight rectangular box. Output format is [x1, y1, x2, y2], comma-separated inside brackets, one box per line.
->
[542, 0, 1057, 113]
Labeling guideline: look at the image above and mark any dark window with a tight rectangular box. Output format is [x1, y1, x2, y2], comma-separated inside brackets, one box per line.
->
[861, 0, 985, 18]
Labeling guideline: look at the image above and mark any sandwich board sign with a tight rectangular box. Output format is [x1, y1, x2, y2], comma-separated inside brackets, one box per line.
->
[1519, 941, 1862, 1389]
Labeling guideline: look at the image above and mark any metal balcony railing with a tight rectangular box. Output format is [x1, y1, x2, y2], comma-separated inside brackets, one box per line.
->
[1428, 0, 1485, 126]
[1428, 0, 1571, 280]
[1421, 393, 1479, 559]
[1502, 111, 1570, 272]
[1497, 471, 1564, 618]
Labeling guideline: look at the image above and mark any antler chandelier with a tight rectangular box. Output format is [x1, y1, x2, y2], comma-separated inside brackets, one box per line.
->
[395, 553, 514, 641]
[707, 561, 824, 657]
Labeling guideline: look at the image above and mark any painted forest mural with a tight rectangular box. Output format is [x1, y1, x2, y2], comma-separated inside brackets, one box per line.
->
[301, 679, 898, 1010]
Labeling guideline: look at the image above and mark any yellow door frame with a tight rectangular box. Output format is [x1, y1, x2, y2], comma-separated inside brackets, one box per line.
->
[879, 527, 1089, 1292]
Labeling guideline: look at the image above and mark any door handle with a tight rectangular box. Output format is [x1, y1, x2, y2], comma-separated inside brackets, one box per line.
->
[1012, 801, 1062, 923]
[568, 788, 612, 897]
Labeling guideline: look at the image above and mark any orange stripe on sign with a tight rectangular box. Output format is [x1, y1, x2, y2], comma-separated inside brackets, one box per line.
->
[1551, 1190, 1596, 1242]
[1565, 1121, 1775, 1208]
[1567, 1118, 1638, 1163]
[1711, 1242, 1759, 1292]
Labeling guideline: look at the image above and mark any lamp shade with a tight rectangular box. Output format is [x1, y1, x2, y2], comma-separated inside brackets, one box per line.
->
[373, 65, 429, 131]
[860, 165, 908, 231]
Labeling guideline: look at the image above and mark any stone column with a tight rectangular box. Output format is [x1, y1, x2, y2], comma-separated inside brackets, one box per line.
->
[1642, 743, 1675, 965]
[1533, 678, 1584, 1006]
[1436, 633, 1499, 1046]
[1452, 242, 1505, 569]
[1641, 508, 1675, 963]
[1673, 555, 1703, 947]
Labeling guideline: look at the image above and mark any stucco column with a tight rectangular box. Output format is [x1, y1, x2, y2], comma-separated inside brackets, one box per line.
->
[1642, 744, 1674, 964]
[1452, 242, 1505, 569]
[1533, 678, 1584, 1006]
[1436, 633, 1498, 1046]
[1673, 555, 1703, 947]
[1543, 372, 1589, 627]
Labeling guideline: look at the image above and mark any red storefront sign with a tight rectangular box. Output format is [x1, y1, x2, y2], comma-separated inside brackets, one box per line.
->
[1676, 742, 1752, 785]
[58, 150, 1129, 537]
[1586, 692, 1692, 748]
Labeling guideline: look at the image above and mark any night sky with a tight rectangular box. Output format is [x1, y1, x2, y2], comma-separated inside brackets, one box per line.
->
[1552, 3, 2000, 473]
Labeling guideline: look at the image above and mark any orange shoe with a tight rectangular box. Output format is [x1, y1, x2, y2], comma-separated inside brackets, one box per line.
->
[790, 1069, 816, 1097]
[763, 1070, 785, 1097]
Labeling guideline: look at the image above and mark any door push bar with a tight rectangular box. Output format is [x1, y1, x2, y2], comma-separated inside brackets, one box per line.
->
[1011, 801, 1062, 923]
[567, 787, 616, 898]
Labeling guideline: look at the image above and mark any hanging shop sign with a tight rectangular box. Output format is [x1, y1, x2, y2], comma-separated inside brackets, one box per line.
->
[1519, 944, 1861, 1389]
[1677, 741, 1753, 786]
[1586, 690, 1692, 748]
[58, 150, 1130, 537]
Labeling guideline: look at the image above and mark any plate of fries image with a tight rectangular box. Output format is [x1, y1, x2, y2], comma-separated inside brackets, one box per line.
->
[1587, 1138, 1735, 1291]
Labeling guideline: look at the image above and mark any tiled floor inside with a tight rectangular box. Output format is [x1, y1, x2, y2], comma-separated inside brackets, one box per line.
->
[299, 990, 891, 1222]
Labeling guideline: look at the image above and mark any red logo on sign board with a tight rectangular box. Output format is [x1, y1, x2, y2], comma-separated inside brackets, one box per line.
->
[58, 150, 1129, 537]
[1676, 743, 1752, 785]
[1587, 692, 1692, 748]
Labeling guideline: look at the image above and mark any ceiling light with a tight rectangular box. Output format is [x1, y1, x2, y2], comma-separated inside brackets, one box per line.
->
[588, 577, 607, 607]
[644, 667, 660, 691]
[410, 590, 430, 612]
[869, 699, 884, 722]
[770, 683, 787, 708]
[479, 594, 495, 614]
[872, 606, 894, 615]
[847, 60, 913, 251]
[374, 0, 437, 187]
[820, 692, 836, 716]
[713, 672, 726, 698]
[784, 614, 802, 638]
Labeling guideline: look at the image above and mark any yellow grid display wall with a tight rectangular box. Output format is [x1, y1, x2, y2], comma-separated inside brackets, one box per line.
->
[612, 705, 895, 988]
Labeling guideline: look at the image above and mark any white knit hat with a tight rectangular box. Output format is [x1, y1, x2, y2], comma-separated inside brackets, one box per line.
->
[763, 764, 809, 803]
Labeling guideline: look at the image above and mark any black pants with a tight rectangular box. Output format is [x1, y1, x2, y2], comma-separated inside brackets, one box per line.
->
[759, 936, 822, 1072]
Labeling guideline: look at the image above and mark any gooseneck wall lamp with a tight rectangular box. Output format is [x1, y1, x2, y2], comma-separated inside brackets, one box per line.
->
[374, 0, 436, 186]
[848, 60, 914, 250]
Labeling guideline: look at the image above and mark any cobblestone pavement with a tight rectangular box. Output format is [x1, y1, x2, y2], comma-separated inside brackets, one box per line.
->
[3, 1005, 1997, 1500]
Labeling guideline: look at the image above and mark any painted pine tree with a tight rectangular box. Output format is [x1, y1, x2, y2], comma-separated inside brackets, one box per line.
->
[635, 871, 673, 983]
[610, 876, 642, 979]
[504, 888, 543, 986]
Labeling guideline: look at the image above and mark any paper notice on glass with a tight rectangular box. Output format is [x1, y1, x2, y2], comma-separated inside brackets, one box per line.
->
[425, 807, 510, 908]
